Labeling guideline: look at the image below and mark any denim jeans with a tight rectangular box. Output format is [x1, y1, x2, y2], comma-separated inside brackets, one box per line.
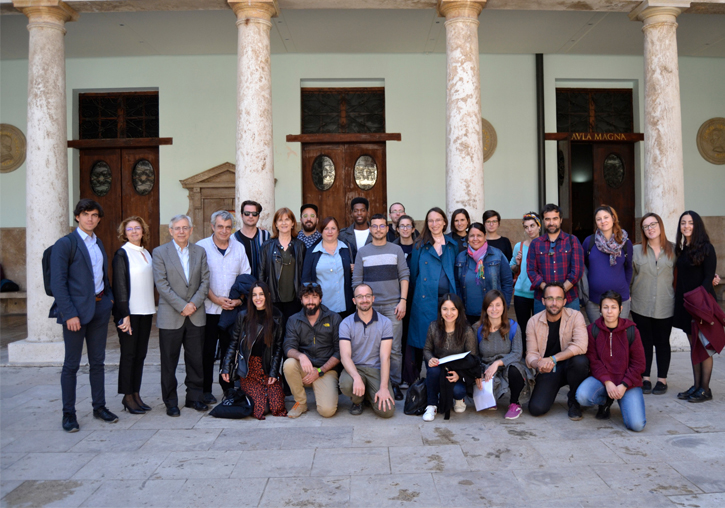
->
[576, 376, 646, 432]
[425, 365, 466, 406]
[534, 297, 580, 315]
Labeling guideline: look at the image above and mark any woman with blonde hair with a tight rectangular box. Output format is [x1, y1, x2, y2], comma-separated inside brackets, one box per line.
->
[112, 216, 155, 413]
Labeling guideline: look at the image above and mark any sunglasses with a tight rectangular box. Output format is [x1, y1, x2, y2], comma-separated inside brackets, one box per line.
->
[302, 282, 321, 289]
[243, 211, 260, 217]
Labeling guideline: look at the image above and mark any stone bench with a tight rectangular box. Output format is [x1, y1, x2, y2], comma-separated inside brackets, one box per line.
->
[0, 291, 27, 315]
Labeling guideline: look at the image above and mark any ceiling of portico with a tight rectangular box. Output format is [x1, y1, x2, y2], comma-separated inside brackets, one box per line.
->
[1, 4, 723, 59]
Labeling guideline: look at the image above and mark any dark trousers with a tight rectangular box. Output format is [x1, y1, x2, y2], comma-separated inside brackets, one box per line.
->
[528, 355, 589, 416]
[159, 317, 204, 407]
[202, 314, 232, 394]
[513, 296, 535, 355]
[61, 295, 112, 415]
[631, 312, 673, 379]
[403, 345, 424, 385]
[117, 314, 153, 395]
[274, 300, 302, 329]
[426, 365, 466, 405]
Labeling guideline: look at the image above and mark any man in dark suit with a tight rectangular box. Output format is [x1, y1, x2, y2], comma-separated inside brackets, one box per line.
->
[51, 199, 117, 432]
[153, 214, 210, 416]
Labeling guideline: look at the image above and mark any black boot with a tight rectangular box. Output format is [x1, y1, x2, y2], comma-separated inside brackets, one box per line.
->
[596, 397, 614, 420]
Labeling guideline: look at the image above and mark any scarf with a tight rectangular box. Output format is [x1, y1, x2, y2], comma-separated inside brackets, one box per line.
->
[467, 243, 488, 283]
[594, 229, 628, 266]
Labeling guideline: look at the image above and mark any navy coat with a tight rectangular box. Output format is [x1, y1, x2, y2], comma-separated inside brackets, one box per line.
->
[455, 246, 513, 316]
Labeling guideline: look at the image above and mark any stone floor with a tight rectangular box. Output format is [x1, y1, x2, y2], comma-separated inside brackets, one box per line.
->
[1, 349, 725, 508]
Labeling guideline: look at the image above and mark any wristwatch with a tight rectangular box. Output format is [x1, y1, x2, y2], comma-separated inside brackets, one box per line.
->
[317, 367, 324, 377]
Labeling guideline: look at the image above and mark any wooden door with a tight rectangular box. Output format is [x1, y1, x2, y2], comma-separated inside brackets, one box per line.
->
[121, 147, 160, 254]
[592, 143, 635, 239]
[302, 143, 387, 228]
[557, 139, 572, 234]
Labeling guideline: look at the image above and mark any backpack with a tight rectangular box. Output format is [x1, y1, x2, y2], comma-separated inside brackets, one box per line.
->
[591, 324, 636, 346]
[403, 377, 428, 416]
[477, 319, 518, 344]
[42, 233, 78, 297]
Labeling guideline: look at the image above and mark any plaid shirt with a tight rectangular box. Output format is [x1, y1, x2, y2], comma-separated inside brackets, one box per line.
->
[526, 231, 584, 303]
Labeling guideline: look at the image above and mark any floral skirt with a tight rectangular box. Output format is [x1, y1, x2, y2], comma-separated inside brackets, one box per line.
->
[237, 356, 287, 420]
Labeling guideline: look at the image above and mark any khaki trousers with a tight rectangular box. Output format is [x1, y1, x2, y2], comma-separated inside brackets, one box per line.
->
[283, 358, 339, 418]
[339, 365, 395, 418]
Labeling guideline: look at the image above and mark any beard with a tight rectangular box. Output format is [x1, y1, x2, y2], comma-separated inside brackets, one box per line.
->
[304, 303, 321, 316]
[302, 222, 317, 233]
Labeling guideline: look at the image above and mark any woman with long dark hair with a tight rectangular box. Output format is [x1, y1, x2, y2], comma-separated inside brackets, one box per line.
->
[422, 294, 477, 422]
[221, 281, 287, 419]
[482, 210, 513, 262]
[674, 211, 719, 403]
[408, 207, 459, 382]
[582, 205, 633, 324]
[446, 208, 470, 253]
[630, 213, 675, 395]
[510, 212, 542, 349]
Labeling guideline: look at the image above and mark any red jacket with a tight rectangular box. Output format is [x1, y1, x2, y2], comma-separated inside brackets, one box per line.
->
[684, 286, 725, 365]
[586, 317, 645, 388]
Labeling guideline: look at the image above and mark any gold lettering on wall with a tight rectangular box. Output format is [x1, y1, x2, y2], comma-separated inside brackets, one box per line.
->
[571, 132, 627, 141]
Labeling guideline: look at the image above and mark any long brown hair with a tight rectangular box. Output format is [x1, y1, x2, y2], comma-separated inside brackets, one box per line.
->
[594, 205, 624, 244]
[640, 212, 673, 259]
[434, 294, 470, 352]
[415, 207, 448, 249]
[272, 208, 297, 238]
[245, 281, 274, 349]
[476, 290, 510, 341]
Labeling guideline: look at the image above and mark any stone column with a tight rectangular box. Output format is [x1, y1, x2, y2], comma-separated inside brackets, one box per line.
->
[630, 1, 690, 241]
[229, 0, 278, 230]
[9, 0, 77, 364]
[439, 0, 486, 221]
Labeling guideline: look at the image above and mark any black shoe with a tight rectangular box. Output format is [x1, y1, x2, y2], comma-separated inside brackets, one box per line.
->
[642, 380, 652, 394]
[135, 394, 151, 411]
[393, 385, 404, 401]
[166, 406, 181, 417]
[62, 413, 79, 432]
[595, 399, 613, 420]
[687, 388, 713, 403]
[184, 400, 209, 412]
[122, 401, 145, 415]
[677, 385, 698, 400]
[202, 393, 218, 405]
[93, 406, 119, 423]
[350, 403, 363, 415]
[568, 403, 583, 421]
[652, 381, 668, 395]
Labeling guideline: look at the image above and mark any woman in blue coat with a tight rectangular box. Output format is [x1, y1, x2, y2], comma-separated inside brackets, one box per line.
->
[455, 222, 513, 325]
[407, 207, 459, 381]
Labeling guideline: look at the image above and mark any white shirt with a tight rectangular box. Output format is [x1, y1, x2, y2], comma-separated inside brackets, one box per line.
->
[76, 228, 104, 294]
[354, 228, 370, 251]
[173, 240, 190, 283]
[122, 242, 156, 315]
[197, 235, 251, 314]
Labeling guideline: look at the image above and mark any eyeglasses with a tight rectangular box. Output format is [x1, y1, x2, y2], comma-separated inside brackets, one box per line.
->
[642, 223, 659, 231]
[398, 225, 413, 230]
[125, 226, 142, 232]
[369, 224, 387, 230]
[243, 211, 260, 217]
[172, 226, 190, 232]
[301, 214, 317, 219]
[428, 218, 444, 224]
[544, 296, 565, 303]
[354, 294, 373, 300]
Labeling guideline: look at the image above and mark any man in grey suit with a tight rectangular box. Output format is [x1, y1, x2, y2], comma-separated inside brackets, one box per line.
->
[153, 214, 210, 416]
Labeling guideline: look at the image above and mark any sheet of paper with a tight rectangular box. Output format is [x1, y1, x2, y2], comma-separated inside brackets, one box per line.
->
[473, 379, 496, 411]
[437, 351, 470, 364]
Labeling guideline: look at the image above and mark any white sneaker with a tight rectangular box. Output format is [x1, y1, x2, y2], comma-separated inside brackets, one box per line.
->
[454, 399, 466, 413]
[422, 405, 437, 422]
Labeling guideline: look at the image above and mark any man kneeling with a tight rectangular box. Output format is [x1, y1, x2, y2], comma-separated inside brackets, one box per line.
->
[339, 284, 396, 418]
[283, 283, 342, 418]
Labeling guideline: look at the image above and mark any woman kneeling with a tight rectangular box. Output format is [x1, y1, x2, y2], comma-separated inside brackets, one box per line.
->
[576, 290, 646, 432]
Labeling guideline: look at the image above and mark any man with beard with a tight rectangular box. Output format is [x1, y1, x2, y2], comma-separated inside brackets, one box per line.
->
[526, 282, 589, 420]
[526, 203, 585, 315]
[283, 282, 342, 418]
[297, 204, 322, 250]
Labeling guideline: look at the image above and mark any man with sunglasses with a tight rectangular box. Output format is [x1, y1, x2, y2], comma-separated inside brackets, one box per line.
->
[297, 203, 322, 250]
[233, 200, 270, 279]
[525, 282, 589, 420]
[283, 282, 342, 418]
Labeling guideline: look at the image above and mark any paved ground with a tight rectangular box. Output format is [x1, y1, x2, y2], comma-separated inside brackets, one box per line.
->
[2, 349, 725, 508]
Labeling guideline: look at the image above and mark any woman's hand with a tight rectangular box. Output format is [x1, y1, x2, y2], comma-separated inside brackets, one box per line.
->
[714, 274, 721, 287]
[515, 250, 523, 266]
[484, 362, 500, 382]
[221, 373, 230, 383]
[475, 378, 483, 390]
[267, 377, 277, 386]
[446, 370, 459, 383]
[428, 358, 439, 368]
[604, 381, 624, 400]
[117, 316, 132, 335]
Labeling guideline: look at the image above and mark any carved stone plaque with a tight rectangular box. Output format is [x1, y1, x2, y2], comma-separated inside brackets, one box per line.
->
[481, 117, 497, 162]
[697, 117, 725, 165]
[0, 124, 26, 174]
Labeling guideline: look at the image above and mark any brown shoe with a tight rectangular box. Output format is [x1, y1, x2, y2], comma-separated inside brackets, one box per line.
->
[288, 402, 308, 418]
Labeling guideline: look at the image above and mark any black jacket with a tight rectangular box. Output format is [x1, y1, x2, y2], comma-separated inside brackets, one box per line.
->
[218, 273, 258, 334]
[221, 307, 284, 381]
[259, 237, 306, 303]
[439, 353, 480, 420]
[111, 248, 132, 323]
[283, 305, 342, 368]
[301, 241, 355, 315]
[338, 224, 372, 261]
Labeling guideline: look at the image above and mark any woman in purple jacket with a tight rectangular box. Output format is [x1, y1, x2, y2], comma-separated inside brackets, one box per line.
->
[582, 205, 633, 324]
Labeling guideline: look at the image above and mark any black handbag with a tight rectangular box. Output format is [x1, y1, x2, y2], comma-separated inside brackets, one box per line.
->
[208, 388, 254, 419]
[403, 377, 428, 416]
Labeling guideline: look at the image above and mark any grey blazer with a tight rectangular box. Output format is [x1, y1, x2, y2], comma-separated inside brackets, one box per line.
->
[152, 241, 210, 330]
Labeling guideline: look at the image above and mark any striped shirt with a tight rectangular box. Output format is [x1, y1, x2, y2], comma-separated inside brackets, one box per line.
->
[352, 242, 410, 306]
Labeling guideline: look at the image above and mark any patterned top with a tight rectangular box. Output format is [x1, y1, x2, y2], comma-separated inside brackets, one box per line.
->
[526, 231, 584, 304]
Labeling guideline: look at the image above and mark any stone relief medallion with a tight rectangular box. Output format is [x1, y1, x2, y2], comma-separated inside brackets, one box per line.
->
[0, 124, 27, 174]
[697, 118, 725, 165]
[481, 117, 497, 162]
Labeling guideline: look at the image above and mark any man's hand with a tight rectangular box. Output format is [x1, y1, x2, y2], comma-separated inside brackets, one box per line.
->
[540, 282, 547, 290]
[298, 354, 315, 376]
[66, 317, 81, 332]
[375, 387, 395, 412]
[563, 281, 573, 292]
[352, 376, 366, 398]
[537, 357, 555, 373]
[181, 303, 196, 317]
[394, 300, 406, 320]
[302, 369, 320, 385]
[219, 297, 236, 311]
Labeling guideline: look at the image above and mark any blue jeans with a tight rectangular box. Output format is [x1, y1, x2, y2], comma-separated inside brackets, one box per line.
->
[576, 376, 646, 432]
[533, 297, 580, 315]
[426, 365, 466, 406]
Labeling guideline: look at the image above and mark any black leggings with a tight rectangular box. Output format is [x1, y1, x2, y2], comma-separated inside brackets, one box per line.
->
[508, 365, 525, 405]
[513, 296, 535, 355]
[117, 314, 153, 395]
[528, 355, 590, 416]
[203, 314, 232, 394]
[631, 312, 672, 379]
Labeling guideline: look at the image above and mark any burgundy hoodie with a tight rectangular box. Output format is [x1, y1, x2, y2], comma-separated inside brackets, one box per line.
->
[586, 317, 645, 389]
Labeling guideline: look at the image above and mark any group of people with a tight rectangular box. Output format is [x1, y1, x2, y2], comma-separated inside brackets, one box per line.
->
[50, 196, 720, 434]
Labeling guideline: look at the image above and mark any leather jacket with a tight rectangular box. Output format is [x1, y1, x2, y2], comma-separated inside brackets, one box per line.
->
[259, 237, 306, 303]
[111, 248, 131, 324]
[221, 307, 284, 381]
